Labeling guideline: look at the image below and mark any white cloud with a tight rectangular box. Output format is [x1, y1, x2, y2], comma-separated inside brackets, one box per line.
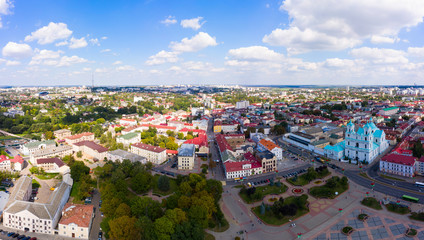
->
[263, 27, 360, 54]
[0, 0, 13, 28]
[2, 42, 32, 59]
[323, 58, 355, 68]
[350, 47, 408, 64]
[82, 67, 92, 71]
[169, 32, 217, 53]
[25, 22, 72, 44]
[69, 37, 88, 49]
[146, 50, 179, 65]
[116, 65, 135, 71]
[55, 41, 68, 47]
[161, 16, 177, 25]
[89, 38, 100, 46]
[6, 60, 20, 66]
[370, 35, 398, 44]
[29, 49, 63, 65]
[408, 47, 424, 57]
[95, 68, 108, 73]
[100, 49, 111, 53]
[57, 55, 88, 67]
[113, 60, 123, 65]
[180, 17, 204, 30]
[264, 0, 424, 54]
[101, 36, 108, 40]
[228, 46, 284, 62]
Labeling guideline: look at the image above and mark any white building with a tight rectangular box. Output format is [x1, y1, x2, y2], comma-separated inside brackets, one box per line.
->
[178, 144, 195, 170]
[30, 145, 73, 164]
[107, 149, 147, 164]
[3, 176, 72, 234]
[0, 155, 25, 171]
[22, 140, 56, 156]
[258, 139, 283, 161]
[35, 158, 70, 174]
[58, 203, 94, 239]
[345, 119, 389, 164]
[130, 143, 167, 164]
[53, 129, 72, 140]
[236, 100, 250, 109]
[116, 132, 141, 147]
[380, 153, 416, 178]
[73, 141, 109, 161]
[65, 132, 95, 145]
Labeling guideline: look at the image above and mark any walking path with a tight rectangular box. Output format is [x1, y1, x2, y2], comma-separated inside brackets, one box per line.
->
[208, 169, 424, 240]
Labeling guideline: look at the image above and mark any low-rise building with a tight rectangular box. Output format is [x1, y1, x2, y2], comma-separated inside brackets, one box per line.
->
[257, 151, 277, 173]
[130, 143, 167, 164]
[3, 176, 72, 235]
[65, 132, 95, 145]
[178, 144, 195, 170]
[53, 129, 72, 140]
[380, 153, 416, 178]
[379, 106, 399, 116]
[258, 139, 283, 161]
[22, 140, 56, 156]
[58, 203, 94, 239]
[0, 155, 25, 171]
[116, 132, 141, 147]
[73, 141, 108, 161]
[35, 158, 69, 174]
[107, 149, 147, 164]
[30, 145, 73, 164]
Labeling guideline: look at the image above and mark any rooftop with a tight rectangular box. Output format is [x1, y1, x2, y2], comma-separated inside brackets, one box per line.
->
[381, 153, 416, 166]
[73, 141, 108, 153]
[36, 157, 65, 168]
[178, 144, 195, 157]
[132, 142, 166, 153]
[24, 140, 55, 149]
[118, 132, 140, 140]
[59, 203, 94, 227]
[108, 149, 147, 163]
[66, 132, 94, 140]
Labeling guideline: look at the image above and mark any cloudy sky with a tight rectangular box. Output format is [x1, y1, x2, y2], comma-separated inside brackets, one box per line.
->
[1, 0, 424, 86]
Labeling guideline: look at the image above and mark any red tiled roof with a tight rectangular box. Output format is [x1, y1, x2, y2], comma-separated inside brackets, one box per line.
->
[10, 155, 24, 164]
[59, 203, 94, 227]
[132, 142, 166, 153]
[36, 157, 65, 167]
[216, 134, 233, 152]
[66, 132, 94, 140]
[166, 150, 178, 155]
[74, 141, 109, 153]
[381, 153, 416, 166]
[224, 160, 261, 172]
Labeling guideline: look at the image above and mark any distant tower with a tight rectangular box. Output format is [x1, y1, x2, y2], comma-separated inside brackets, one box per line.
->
[346, 86, 350, 92]
[92, 72, 94, 89]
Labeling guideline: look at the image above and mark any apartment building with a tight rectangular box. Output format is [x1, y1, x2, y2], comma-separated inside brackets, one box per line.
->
[178, 144, 195, 170]
[130, 143, 167, 164]
[73, 141, 109, 161]
[53, 129, 72, 140]
[258, 139, 283, 161]
[379, 153, 416, 178]
[107, 149, 147, 164]
[22, 140, 56, 156]
[30, 145, 73, 164]
[35, 158, 69, 174]
[116, 132, 141, 147]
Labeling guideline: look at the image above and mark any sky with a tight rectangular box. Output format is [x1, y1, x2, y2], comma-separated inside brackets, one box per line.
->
[1, 0, 424, 86]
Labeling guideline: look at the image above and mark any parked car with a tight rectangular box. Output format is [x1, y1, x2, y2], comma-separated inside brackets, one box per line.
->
[22, 236, 31, 240]
[7, 232, 15, 237]
[29, 237, 37, 240]
[17, 235, 26, 239]
[99, 231, 103, 238]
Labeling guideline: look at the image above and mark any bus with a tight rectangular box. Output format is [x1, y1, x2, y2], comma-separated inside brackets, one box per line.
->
[415, 182, 424, 188]
[402, 195, 419, 203]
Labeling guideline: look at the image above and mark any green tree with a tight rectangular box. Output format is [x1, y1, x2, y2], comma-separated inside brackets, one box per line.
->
[172, 220, 204, 240]
[413, 141, 424, 158]
[76, 151, 83, 158]
[158, 175, 170, 192]
[154, 216, 175, 240]
[131, 171, 152, 194]
[131, 197, 163, 220]
[108, 216, 140, 240]
[115, 203, 132, 218]
[70, 161, 90, 182]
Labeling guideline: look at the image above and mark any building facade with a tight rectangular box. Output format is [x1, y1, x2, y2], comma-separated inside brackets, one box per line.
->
[380, 153, 416, 177]
[130, 143, 167, 164]
[58, 203, 94, 239]
[178, 144, 195, 170]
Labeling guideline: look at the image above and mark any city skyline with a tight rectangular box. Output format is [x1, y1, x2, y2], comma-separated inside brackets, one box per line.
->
[1, 0, 424, 86]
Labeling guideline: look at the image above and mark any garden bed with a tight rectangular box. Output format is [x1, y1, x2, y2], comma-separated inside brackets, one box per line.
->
[386, 203, 410, 215]
[341, 226, 354, 235]
[360, 197, 382, 210]
[239, 183, 287, 204]
[309, 176, 348, 199]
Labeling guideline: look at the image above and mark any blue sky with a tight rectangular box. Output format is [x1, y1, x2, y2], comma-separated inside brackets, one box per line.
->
[1, 0, 424, 86]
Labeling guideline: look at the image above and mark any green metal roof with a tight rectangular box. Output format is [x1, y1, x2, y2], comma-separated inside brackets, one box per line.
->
[23, 140, 55, 149]
[118, 132, 140, 140]
[383, 106, 399, 111]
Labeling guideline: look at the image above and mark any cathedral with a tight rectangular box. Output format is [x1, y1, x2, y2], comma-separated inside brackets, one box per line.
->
[324, 118, 389, 164]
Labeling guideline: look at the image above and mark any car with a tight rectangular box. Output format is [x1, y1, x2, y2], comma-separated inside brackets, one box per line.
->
[101, 212, 104, 217]
[7, 232, 15, 237]
[17, 235, 26, 239]
[29, 237, 37, 240]
[2, 231, 7, 235]
[99, 231, 103, 238]
[22, 237, 31, 240]
[13, 233, 20, 238]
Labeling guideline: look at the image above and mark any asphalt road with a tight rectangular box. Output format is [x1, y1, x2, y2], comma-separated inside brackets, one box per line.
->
[89, 189, 102, 240]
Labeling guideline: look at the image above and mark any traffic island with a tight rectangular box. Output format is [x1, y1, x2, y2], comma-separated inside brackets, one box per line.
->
[405, 228, 417, 237]
[357, 213, 368, 222]
[360, 197, 382, 210]
[292, 188, 304, 194]
[341, 226, 354, 236]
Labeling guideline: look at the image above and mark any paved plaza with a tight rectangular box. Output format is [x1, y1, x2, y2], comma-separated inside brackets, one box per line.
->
[208, 168, 424, 240]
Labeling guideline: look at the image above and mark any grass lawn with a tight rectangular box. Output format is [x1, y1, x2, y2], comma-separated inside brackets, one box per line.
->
[239, 184, 288, 204]
[361, 197, 382, 210]
[309, 176, 348, 199]
[287, 168, 331, 186]
[233, 185, 243, 188]
[151, 174, 178, 196]
[32, 179, 40, 189]
[252, 196, 309, 225]
[410, 212, 424, 222]
[386, 203, 410, 215]
[70, 182, 84, 204]
[36, 173, 59, 180]
[380, 174, 405, 182]
[204, 232, 215, 240]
